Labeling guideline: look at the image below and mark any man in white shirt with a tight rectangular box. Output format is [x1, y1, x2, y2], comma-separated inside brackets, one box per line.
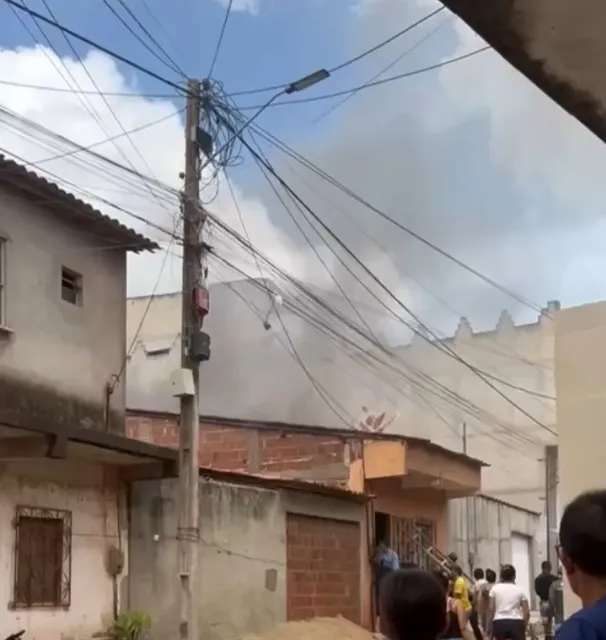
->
[489, 564, 530, 640]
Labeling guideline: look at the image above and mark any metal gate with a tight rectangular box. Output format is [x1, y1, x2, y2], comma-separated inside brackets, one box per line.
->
[390, 516, 436, 569]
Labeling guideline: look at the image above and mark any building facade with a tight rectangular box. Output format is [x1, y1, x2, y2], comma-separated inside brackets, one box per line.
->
[0, 155, 157, 435]
[555, 300, 606, 614]
[0, 156, 158, 640]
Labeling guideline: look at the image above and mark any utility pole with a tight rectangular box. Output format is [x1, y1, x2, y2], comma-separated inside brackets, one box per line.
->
[462, 422, 473, 571]
[545, 444, 559, 568]
[177, 78, 204, 640]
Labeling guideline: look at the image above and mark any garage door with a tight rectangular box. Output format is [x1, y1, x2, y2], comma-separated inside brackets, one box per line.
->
[286, 514, 361, 623]
[511, 534, 532, 601]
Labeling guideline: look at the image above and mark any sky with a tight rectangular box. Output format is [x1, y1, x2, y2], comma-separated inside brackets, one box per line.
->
[1, 0, 606, 342]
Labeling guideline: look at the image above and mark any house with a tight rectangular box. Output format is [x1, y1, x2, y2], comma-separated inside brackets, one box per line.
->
[555, 300, 606, 614]
[127, 410, 484, 573]
[129, 468, 372, 638]
[0, 156, 157, 640]
[126, 288, 557, 561]
[0, 414, 180, 640]
[0, 154, 157, 436]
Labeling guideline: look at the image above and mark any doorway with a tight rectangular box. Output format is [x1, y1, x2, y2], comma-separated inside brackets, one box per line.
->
[375, 511, 390, 547]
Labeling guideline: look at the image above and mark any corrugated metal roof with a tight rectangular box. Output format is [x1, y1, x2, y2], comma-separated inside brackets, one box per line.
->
[198, 466, 369, 503]
[0, 154, 159, 253]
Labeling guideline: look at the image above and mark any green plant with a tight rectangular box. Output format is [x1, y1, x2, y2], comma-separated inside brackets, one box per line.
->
[108, 611, 151, 640]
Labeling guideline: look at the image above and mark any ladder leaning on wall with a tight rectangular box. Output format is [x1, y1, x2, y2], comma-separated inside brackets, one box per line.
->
[409, 525, 474, 583]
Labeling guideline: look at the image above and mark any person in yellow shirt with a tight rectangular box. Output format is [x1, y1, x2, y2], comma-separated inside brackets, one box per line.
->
[452, 565, 472, 615]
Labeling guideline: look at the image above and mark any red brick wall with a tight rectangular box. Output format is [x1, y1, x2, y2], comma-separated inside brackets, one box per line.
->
[286, 514, 361, 623]
[126, 413, 347, 475]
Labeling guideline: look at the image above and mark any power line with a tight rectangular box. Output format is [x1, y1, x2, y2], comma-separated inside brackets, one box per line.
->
[0, 77, 177, 98]
[329, 6, 444, 73]
[208, 0, 234, 78]
[99, 0, 185, 77]
[251, 124, 545, 315]
[226, 6, 445, 97]
[3, 0, 189, 94]
[110, 0, 187, 77]
[236, 47, 489, 110]
[311, 14, 451, 125]
[208, 250, 544, 457]
[32, 108, 184, 165]
[226, 126, 556, 438]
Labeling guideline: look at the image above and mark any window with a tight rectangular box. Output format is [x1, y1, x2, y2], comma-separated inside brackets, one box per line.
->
[61, 267, 82, 306]
[0, 237, 6, 325]
[12, 506, 72, 609]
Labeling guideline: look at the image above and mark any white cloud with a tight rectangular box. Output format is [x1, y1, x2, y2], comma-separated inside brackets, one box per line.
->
[211, 0, 258, 14]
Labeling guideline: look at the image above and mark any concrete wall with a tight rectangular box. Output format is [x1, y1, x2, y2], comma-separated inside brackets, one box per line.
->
[0, 459, 127, 640]
[448, 494, 540, 601]
[555, 300, 606, 614]
[128, 478, 367, 640]
[0, 190, 127, 432]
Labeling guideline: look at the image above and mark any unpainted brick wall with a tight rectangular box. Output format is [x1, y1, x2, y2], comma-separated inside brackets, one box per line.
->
[286, 513, 361, 623]
[126, 413, 347, 474]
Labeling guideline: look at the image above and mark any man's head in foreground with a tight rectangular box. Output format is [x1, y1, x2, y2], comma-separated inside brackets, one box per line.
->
[559, 489, 606, 604]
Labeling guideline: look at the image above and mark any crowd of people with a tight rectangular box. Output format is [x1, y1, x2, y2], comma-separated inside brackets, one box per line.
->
[374, 489, 606, 640]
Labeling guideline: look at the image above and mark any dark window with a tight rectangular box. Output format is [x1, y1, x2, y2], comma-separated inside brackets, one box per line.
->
[61, 267, 82, 306]
[12, 506, 72, 609]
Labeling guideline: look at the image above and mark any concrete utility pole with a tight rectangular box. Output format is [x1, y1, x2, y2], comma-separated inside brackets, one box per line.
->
[462, 422, 474, 571]
[545, 444, 559, 568]
[177, 78, 204, 640]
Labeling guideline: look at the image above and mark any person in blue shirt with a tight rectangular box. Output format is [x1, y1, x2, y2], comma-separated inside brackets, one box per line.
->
[556, 489, 606, 640]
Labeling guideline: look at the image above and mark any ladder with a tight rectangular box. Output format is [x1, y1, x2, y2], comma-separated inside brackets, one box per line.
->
[410, 525, 474, 583]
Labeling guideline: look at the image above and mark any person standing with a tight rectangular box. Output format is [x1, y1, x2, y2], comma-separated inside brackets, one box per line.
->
[488, 564, 529, 640]
[554, 490, 606, 640]
[452, 565, 472, 618]
[473, 568, 489, 634]
[434, 570, 471, 640]
[535, 561, 558, 637]
[373, 539, 399, 630]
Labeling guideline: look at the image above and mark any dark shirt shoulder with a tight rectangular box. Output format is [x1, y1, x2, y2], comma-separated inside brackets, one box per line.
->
[535, 573, 558, 600]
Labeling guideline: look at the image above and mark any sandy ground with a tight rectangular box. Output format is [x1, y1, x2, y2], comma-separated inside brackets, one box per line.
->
[240, 617, 380, 640]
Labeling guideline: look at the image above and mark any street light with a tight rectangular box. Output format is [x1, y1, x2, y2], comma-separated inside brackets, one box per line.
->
[285, 69, 331, 94]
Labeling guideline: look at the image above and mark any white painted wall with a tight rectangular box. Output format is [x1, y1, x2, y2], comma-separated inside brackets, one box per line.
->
[511, 534, 532, 602]
[448, 494, 541, 606]
[0, 189, 127, 412]
[0, 459, 127, 640]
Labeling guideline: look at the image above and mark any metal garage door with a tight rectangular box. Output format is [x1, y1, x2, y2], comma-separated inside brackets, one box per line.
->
[286, 514, 361, 623]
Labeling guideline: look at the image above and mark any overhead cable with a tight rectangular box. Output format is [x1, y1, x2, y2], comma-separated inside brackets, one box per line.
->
[3, 0, 189, 94]
[208, 0, 234, 78]
[252, 124, 545, 315]
[228, 126, 556, 437]
[236, 47, 489, 110]
[227, 6, 445, 97]
[329, 6, 444, 73]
